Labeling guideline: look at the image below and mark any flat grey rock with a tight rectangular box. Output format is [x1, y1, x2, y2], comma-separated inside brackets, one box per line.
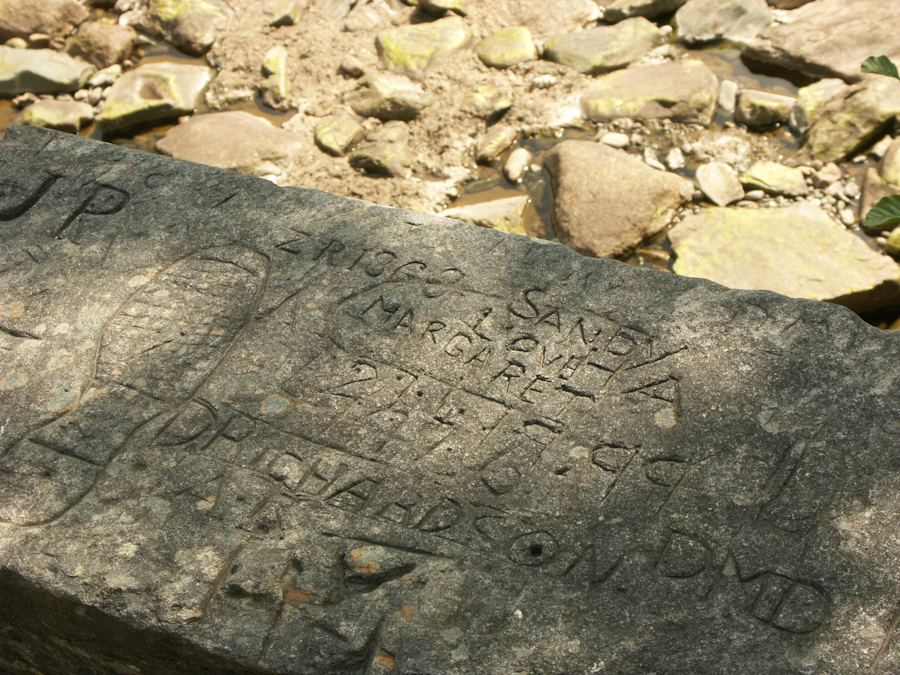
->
[6, 126, 900, 674]
[543, 17, 664, 76]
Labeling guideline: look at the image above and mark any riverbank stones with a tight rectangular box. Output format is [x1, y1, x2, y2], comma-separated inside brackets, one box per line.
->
[0, 46, 94, 95]
[543, 17, 664, 76]
[375, 16, 471, 81]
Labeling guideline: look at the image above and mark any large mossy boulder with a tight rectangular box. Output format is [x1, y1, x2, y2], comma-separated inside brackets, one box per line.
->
[581, 59, 719, 126]
[375, 16, 471, 81]
[543, 17, 664, 76]
[0, 46, 94, 95]
[544, 140, 695, 258]
[97, 62, 214, 134]
[669, 204, 900, 313]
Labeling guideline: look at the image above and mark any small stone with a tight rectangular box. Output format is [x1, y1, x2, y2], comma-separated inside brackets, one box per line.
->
[65, 22, 137, 69]
[12, 92, 38, 108]
[27, 33, 50, 48]
[4, 37, 26, 49]
[533, 75, 556, 89]
[0, 0, 88, 42]
[474, 26, 538, 69]
[87, 64, 122, 88]
[340, 55, 364, 78]
[741, 160, 808, 197]
[503, 147, 532, 183]
[599, 131, 630, 149]
[419, 0, 465, 15]
[717, 79, 738, 112]
[88, 86, 103, 106]
[674, 0, 771, 45]
[14, 98, 93, 133]
[581, 59, 719, 126]
[743, 190, 765, 201]
[696, 161, 744, 206]
[348, 120, 413, 177]
[74, 88, 89, 102]
[260, 45, 289, 110]
[97, 62, 214, 134]
[643, 148, 666, 171]
[844, 179, 860, 199]
[441, 195, 531, 235]
[0, 46, 94, 95]
[156, 111, 305, 177]
[543, 17, 664, 75]
[839, 207, 857, 226]
[268, 0, 303, 27]
[665, 148, 685, 170]
[344, 72, 432, 121]
[811, 162, 841, 189]
[734, 88, 796, 128]
[476, 125, 517, 165]
[870, 135, 895, 160]
[314, 111, 366, 157]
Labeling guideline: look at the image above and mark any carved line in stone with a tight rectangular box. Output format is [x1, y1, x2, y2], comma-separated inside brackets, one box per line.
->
[0, 246, 270, 526]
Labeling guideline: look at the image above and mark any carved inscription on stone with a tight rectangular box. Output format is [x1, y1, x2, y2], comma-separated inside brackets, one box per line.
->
[0, 127, 898, 675]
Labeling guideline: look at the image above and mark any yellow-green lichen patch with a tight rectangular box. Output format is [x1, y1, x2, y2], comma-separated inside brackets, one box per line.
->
[474, 26, 537, 69]
[376, 16, 471, 81]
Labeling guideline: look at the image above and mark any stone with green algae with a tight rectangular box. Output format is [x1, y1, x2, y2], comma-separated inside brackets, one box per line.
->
[348, 120, 413, 177]
[375, 15, 471, 81]
[14, 99, 93, 133]
[581, 59, 719, 125]
[96, 62, 214, 134]
[669, 203, 900, 313]
[314, 111, 366, 157]
[474, 26, 537, 69]
[740, 160, 808, 197]
[543, 17, 664, 76]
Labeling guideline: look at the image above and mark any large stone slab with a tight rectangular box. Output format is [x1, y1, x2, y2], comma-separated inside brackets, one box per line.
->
[669, 204, 900, 312]
[743, 0, 900, 83]
[6, 126, 900, 674]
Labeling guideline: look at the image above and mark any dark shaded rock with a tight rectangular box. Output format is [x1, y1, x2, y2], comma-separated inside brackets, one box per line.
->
[744, 0, 900, 83]
[604, 0, 688, 21]
[156, 111, 306, 177]
[544, 140, 694, 258]
[65, 22, 138, 70]
[5, 126, 900, 675]
[0, 0, 88, 42]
